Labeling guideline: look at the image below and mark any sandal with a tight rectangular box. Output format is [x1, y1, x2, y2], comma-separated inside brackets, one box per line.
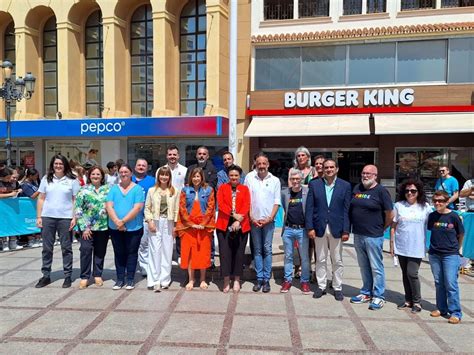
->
[200, 281, 209, 290]
[94, 277, 104, 287]
[233, 281, 241, 293]
[185, 282, 194, 291]
[223, 283, 230, 293]
[448, 316, 461, 324]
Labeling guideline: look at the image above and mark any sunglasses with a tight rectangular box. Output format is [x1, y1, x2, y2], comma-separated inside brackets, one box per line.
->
[433, 199, 447, 203]
[405, 189, 418, 194]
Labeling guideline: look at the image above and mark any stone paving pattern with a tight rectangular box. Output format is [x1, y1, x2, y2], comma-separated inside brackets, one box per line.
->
[0, 235, 473, 354]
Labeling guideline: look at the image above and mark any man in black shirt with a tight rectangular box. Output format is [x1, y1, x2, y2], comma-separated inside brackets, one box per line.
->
[349, 164, 393, 311]
[185, 146, 218, 190]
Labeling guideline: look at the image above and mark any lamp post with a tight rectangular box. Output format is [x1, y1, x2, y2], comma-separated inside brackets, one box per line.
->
[0, 60, 36, 167]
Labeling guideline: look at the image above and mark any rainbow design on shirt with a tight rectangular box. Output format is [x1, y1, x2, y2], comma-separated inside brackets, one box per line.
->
[433, 222, 454, 229]
[289, 198, 303, 204]
[354, 193, 371, 199]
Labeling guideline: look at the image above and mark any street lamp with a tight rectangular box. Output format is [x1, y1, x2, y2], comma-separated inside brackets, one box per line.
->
[0, 60, 36, 167]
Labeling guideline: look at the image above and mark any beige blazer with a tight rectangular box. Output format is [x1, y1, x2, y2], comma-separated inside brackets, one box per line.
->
[144, 187, 180, 222]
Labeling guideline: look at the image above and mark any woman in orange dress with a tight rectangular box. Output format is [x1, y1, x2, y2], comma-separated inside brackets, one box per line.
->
[175, 167, 215, 290]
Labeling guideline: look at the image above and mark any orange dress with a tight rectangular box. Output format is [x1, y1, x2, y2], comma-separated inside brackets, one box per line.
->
[176, 190, 215, 269]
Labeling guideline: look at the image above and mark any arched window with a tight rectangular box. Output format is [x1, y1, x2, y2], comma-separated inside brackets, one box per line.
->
[43, 17, 57, 118]
[85, 10, 103, 118]
[180, 0, 206, 116]
[130, 4, 153, 117]
[4, 22, 16, 116]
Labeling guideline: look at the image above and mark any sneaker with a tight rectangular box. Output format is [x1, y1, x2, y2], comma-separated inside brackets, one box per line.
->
[11, 245, 24, 251]
[301, 282, 311, 295]
[350, 294, 371, 304]
[125, 281, 135, 290]
[2, 246, 10, 252]
[313, 288, 326, 299]
[411, 304, 422, 313]
[171, 260, 178, 266]
[280, 280, 292, 293]
[368, 297, 385, 310]
[35, 276, 51, 288]
[397, 302, 411, 310]
[262, 280, 271, 293]
[253, 280, 263, 292]
[113, 281, 125, 290]
[62, 277, 72, 288]
[334, 290, 344, 301]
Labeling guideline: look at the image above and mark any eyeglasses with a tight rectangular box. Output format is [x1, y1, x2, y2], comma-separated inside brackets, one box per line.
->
[405, 189, 418, 194]
[433, 199, 447, 203]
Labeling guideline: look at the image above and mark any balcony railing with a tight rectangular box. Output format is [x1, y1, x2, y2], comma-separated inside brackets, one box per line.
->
[441, 0, 474, 7]
[401, 0, 435, 10]
[264, 0, 294, 20]
[299, 0, 330, 17]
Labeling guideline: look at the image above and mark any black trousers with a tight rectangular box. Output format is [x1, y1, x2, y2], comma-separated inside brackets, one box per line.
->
[41, 217, 73, 278]
[398, 255, 422, 304]
[79, 230, 109, 279]
[110, 228, 143, 283]
[217, 229, 249, 278]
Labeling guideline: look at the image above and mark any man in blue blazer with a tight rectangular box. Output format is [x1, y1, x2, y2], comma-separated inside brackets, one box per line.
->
[305, 159, 351, 301]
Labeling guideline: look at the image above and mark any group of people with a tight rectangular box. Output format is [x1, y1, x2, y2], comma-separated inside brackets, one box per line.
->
[1, 144, 468, 325]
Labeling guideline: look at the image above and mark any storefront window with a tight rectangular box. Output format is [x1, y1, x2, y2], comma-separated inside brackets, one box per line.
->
[0, 141, 35, 168]
[397, 40, 447, 83]
[448, 37, 474, 83]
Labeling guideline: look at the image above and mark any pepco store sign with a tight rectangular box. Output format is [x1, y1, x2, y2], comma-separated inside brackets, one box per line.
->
[284, 88, 415, 109]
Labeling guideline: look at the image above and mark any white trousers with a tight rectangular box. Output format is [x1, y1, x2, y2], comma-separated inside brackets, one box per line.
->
[138, 222, 150, 273]
[315, 227, 344, 291]
[145, 218, 174, 287]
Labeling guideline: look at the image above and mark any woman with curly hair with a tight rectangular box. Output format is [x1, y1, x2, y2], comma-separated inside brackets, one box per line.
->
[390, 179, 431, 313]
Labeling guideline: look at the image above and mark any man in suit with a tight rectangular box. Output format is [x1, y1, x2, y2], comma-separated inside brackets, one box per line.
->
[305, 158, 351, 301]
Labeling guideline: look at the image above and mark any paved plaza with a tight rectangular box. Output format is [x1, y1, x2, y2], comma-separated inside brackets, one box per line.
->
[0, 234, 473, 354]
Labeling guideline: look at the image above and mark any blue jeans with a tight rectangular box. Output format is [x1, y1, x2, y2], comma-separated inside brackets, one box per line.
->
[282, 227, 310, 282]
[251, 223, 275, 281]
[429, 253, 462, 319]
[354, 234, 385, 299]
[110, 228, 143, 283]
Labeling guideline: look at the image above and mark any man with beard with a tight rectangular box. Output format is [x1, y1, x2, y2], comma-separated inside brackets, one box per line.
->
[245, 152, 281, 293]
[349, 164, 393, 310]
[217, 151, 245, 189]
[185, 146, 218, 190]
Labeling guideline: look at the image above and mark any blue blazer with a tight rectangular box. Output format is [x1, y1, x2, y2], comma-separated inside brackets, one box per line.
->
[305, 177, 351, 238]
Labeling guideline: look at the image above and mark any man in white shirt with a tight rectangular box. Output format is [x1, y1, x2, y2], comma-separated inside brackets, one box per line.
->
[162, 145, 187, 264]
[245, 152, 281, 293]
[163, 145, 187, 191]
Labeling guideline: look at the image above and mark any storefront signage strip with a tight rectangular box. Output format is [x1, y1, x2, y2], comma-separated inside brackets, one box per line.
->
[246, 105, 474, 116]
[0, 116, 228, 139]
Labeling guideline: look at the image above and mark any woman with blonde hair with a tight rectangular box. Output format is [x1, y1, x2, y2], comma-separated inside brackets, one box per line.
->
[144, 166, 180, 292]
[176, 167, 216, 290]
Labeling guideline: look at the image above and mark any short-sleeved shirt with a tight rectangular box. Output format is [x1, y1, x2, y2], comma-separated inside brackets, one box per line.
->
[245, 171, 281, 220]
[435, 176, 459, 209]
[428, 211, 464, 255]
[75, 184, 110, 231]
[461, 179, 474, 211]
[393, 201, 431, 258]
[38, 175, 81, 218]
[164, 163, 187, 191]
[350, 183, 393, 237]
[20, 181, 38, 198]
[132, 175, 155, 199]
[286, 189, 304, 226]
[107, 184, 145, 231]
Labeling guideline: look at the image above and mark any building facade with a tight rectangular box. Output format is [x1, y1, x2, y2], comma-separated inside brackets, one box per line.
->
[247, 0, 474, 198]
[0, 0, 252, 172]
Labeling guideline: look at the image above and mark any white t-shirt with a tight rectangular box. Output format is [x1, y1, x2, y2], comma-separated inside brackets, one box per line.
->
[38, 175, 81, 218]
[106, 173, 118, 186]
[393, 201, 431, 258]
[461, 179, 474, 211]
[165, 163, 187, 191]
[245, 171, 281, 220]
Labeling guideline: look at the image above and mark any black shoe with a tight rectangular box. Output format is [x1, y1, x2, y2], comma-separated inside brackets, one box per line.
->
[62, 277, 72, 288]
[397, 302, 411, 310]
[253, 280, 263, 292]
[35, 277, 51, 288]
[210, 262, 216, 270]
[262, 280, 271, 293]
[313, 288, 326, 299]
[334, 290, 344, 301]
[113, 281, 125, 290]
[411, 304, 422, 313]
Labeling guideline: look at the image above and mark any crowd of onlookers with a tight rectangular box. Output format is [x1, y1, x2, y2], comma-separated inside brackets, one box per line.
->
[0, 144, 472, 326]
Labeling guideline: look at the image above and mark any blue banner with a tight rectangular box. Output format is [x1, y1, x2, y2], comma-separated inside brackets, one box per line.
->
[0, 116, 227, 138]
[1, 197, 40, 237]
